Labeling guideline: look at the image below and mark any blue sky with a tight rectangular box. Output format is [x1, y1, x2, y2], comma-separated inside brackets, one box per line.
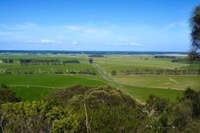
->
[0, 0, 199, 51]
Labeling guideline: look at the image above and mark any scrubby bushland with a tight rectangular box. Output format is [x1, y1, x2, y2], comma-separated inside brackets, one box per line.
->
[1, 85, 200, 133]
[0, 84, 19, 105]
[46, 85, 150, 133]
[0, 85, 151, 133]
[146, 88, 200, 133]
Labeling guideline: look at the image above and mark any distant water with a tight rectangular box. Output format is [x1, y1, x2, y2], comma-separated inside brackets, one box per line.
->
[0, 50, 187, 55]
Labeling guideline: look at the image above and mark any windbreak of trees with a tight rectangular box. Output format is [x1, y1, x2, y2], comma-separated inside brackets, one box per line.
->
[88, 54, 104, 58]
[19, 59, 80, 66]
[120, 69, 200, 75]
[0, 68, 96, 75]
[1, 59, 14, 64]
[154, 56, 176, 59]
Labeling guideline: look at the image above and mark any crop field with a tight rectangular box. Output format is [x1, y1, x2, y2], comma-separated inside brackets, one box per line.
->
[0, 53, 199, 102]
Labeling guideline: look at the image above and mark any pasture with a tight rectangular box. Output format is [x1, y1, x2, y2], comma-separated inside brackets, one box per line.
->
[0, 74, 107, 101]
[0, 54, 107, 101]
[0, 53, 199, 102]
[94, 54, 200, 90]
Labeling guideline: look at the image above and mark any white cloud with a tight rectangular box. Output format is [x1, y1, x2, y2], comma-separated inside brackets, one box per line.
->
[72, 41, 79, 45]
[118, 42, 142, 46]
[106, 41, 142, 46]
[0, 23, 38, 31]
[40, 40, 62, 44]
[164, 21, 188, 30]
[128, 42, 142, 46]
[25, 40, 62, 44]
[0, 31, 13, 36]
[0, 24, 10, 29]
[65, 26, 82, 31]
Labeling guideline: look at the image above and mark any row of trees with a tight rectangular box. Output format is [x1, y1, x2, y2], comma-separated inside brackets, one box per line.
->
[20, 59, 80, 66]
[1, 59, 14, 64]
[154, 56, 176, 59]
[120, 69, 200, 75]
[0, 69, 97, 75]
[88, 54, 104, 58]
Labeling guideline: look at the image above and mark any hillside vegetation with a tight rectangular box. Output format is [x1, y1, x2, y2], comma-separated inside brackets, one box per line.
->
[1, 85, 200, 133]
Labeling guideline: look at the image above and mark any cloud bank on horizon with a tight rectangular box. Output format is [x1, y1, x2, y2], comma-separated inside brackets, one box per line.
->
[0, 0, 199, 51]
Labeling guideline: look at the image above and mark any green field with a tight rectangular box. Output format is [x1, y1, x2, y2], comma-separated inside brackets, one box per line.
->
[0, 54, 98, 73]
[113, 74, 200, 90]
[0, 74, 106, 101]
[0, 54, 107, 101]
[94, 54, 187, 71]
[0, 53, 199, 102]
[118, 85, 183, 102]
[94, 54, 200, 90]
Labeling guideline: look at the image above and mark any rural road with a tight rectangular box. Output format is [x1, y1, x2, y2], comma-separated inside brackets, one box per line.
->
[93, 63, 145, 105]
[93, 63, 112, 81]
[93, 63, 185, 91]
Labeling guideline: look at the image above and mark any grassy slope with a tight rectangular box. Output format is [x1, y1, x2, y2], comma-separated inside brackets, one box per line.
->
[118, 85, 183, 102]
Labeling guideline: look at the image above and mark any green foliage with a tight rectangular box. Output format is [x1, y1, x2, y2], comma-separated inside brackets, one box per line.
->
[146, 94, 169, 113]
[0, 87, 19, 104]
[0, 101, 86, 133]
[0, 83, 8, 88]
[190, 5, 200, 61]
[191, 5, 200, 50]
[111, 70, 117, 76]
[0, 85, 151, 133]
[147, 88, 200, 133]
[183, 88, 200, 117]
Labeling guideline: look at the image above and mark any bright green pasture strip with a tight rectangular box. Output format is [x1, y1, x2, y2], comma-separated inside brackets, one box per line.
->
[10, 86, 55, 101]
[119, 85, 183, 102]
[0, 74, 107, 101]
[112, 74, 200, 90]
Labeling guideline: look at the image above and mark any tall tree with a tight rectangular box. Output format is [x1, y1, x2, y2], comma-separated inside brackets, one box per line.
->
[190, 5, 200, 60]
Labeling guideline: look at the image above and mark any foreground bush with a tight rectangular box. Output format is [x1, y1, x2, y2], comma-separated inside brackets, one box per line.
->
[146, 88, 200, 133]
[2, 85, 200, 133]
[0, 85, 19, 105]
[0, 85, 150, 133]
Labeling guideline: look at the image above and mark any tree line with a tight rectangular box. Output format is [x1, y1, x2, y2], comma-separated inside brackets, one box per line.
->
[19, 59, 80, 66]
[112, 69, 200, 75]
[0, 69, 96, 75]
